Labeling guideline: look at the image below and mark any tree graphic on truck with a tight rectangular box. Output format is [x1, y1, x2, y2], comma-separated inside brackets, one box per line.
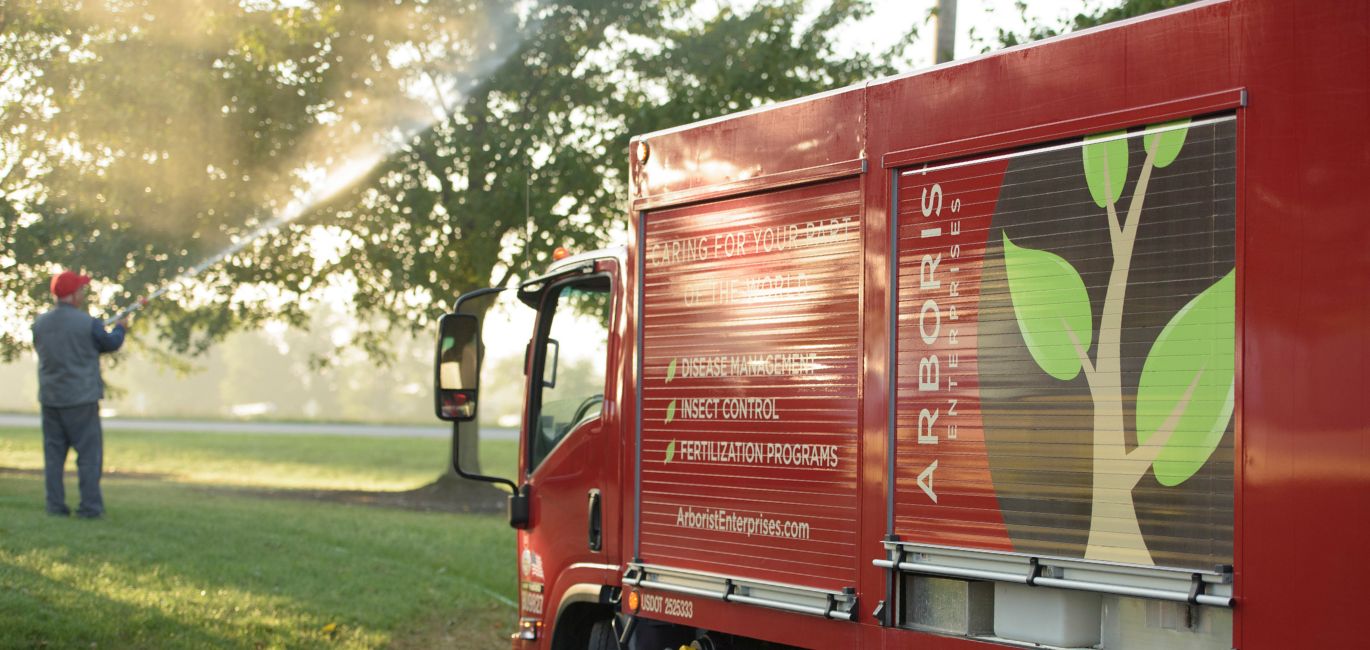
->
[1001, 121, 1235, 566]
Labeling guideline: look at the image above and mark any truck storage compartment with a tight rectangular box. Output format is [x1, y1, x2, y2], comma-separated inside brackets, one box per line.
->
[632, 177, 863, 617]
[993, 583, 1101, 647]
[885, 116, 1237, 647]
[902, 574, 995, 637]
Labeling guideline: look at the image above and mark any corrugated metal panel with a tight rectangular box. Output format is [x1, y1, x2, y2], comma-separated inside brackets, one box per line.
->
[894, 118, 1236, 571]
[638, 178, 862, 592]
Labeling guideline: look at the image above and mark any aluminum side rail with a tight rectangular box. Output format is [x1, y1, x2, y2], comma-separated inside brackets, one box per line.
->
[874, 541, 1233, 608]
[624, 564, 858, 621]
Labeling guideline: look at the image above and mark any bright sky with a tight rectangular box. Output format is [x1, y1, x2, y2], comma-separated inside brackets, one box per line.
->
[855, 1, 1111, 64]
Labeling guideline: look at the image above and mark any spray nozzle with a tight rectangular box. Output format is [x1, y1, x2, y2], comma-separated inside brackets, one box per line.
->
[105, 296, 149, 327]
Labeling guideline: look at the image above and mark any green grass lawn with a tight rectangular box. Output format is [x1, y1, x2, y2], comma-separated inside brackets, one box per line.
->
[0, 428, 522, 649]
[0, 427, 517, 491]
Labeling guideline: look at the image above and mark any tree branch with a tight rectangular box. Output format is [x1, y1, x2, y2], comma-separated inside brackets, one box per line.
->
[493, 266, 514, 289]
[1122, 144, 1158, 248]
[1105, 191, 1123, 244]
[1063, 317, 1097, 384]
[1095, 137, 1164, 449]
[1127, 364, 1206, 468]
[415, 46, 456, 123]
[412, 143, 455, 209]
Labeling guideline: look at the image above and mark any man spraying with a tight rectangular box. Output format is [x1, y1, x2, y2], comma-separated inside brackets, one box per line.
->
[30, 270, 130, 519]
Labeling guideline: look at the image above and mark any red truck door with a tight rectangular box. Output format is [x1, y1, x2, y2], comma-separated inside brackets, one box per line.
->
[516, 260, 622, 646]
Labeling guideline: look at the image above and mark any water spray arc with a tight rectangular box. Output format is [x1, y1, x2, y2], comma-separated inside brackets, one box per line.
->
[101, 7, 531, 327]
[101, 197, 320, 327]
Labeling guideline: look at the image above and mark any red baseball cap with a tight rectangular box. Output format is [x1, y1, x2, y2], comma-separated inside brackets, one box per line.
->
[50, 270, 91, 298]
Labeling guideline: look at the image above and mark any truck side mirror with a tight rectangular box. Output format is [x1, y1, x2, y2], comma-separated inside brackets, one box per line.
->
[435, 313, 481, 422]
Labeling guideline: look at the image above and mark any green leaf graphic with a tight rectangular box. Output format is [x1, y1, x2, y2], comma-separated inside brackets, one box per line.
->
[1002, 233, 1094, 381]
[665, 400, 676, 424]
[665, 439, 676, 464]
[1143, 119, 1190, 168]
[666, 358, 677, 384]
[1082, 131, 1129, 207]
[1136, 270, 1235, 486]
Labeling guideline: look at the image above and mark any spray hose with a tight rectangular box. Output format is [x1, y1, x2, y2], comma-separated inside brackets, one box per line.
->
[100, 207, 285, 327]
[103, 295, 152, 327]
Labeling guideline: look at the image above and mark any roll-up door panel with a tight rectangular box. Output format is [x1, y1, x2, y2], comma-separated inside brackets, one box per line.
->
[639, 178, 862, 592]
[894, 117, 1236, 571]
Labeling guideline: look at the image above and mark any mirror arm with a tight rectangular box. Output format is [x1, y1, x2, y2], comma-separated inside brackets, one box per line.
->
[446, 284, 528, 528]
[446, 285, 515, 490]
[455, 286, 506, 314]
[451, 421, 518, 493]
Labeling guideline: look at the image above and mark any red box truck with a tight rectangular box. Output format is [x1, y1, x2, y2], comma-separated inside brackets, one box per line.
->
[432, 1, 1370, 647]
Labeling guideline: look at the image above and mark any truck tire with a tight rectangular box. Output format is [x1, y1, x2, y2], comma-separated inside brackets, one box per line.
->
[587, 618, 617, 650]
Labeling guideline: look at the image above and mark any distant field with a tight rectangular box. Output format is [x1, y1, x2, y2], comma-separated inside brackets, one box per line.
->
[0, 428, 522, 648]
[0, 427, 517, 491]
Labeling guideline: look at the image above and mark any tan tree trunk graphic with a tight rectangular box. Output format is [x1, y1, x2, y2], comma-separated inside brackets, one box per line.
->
[1001, 121, 1235, 566]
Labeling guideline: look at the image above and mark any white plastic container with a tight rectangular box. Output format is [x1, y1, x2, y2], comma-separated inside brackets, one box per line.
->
[994, 583, 1102, 647]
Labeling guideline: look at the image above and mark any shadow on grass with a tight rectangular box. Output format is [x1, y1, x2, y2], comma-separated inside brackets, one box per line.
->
[0, 549, 236, 648]
[0, 465, 505, 514]
[202, 480, 507, 514]
[0, 427, 484, 492]
[0, 465, 175, 481]
[0, 477, 517, 649]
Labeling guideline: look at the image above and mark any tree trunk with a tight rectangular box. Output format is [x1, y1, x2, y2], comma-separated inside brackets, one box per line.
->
[410, 418, 505, 510]
[453, 416, 483, 474]
[1082, 144, 1160, 565]
[1084, 446, 1152, 564]
[427, 418, 487, 479]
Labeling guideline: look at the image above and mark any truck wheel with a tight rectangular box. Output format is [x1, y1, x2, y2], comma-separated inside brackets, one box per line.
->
[587, 618, 617, 650]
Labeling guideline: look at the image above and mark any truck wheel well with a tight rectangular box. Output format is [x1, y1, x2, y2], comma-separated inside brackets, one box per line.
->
[550, 602, 614, 650]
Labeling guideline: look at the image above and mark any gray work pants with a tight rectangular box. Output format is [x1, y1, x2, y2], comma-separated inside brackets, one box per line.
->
[41, 403, 104, 517]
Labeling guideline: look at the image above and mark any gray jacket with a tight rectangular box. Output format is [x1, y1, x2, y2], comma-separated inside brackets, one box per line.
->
[32, 303, 125, 408]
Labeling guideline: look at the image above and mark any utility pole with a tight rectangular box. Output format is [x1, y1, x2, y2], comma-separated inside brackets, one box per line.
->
[935, 0, 958, 64]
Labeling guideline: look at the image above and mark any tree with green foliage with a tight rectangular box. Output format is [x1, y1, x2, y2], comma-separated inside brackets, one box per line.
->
[2, 0, 905, 488]
[1002, 121, 1234, 565]
[292, 0, 900, 354]
[2, 0, 899, 354]
[1, 0, 439, 357]
[291, 0, 901, 483]
[963, 0, 1215, 566]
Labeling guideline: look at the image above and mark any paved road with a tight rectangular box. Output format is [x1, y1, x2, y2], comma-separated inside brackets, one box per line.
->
[0, 413, 518, 440]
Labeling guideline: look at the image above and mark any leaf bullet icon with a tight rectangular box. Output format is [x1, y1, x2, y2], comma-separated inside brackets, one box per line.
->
[665, 439, 676, 464]
[665, 400, 676, 424]
[666, 358, 678, 383]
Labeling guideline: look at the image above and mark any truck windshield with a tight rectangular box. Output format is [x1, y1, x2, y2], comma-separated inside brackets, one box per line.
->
[529, 276, 611, 472]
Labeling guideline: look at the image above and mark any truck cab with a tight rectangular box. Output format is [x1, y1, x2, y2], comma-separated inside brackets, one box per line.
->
[436, 248, 628, 649]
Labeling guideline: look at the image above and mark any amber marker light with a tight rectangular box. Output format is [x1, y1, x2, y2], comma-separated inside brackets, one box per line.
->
[553, 246, 572, 261]
[626, 589, 640, 612]
[635, 139, 650, 165]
